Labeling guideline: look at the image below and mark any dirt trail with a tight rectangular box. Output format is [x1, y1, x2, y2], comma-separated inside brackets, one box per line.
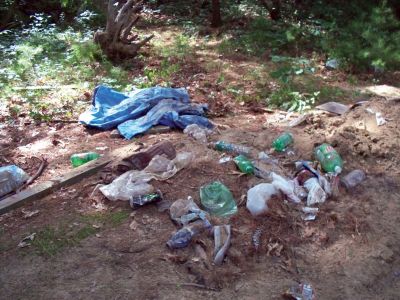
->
[1, 97, 400, 299]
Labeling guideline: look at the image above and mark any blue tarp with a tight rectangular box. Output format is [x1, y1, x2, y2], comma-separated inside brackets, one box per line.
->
[79, 85, 213, 139]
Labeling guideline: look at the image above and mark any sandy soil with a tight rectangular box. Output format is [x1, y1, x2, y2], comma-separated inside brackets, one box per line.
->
[0, 94, 399, 299]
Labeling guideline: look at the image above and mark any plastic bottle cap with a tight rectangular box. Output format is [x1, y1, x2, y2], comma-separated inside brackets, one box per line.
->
[334, 166, 342, 174]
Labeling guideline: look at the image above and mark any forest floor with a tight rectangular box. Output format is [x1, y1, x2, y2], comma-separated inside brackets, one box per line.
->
[1, 24, 400, 300]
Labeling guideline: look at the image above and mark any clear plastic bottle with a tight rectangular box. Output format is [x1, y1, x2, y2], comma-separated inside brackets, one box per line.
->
[233, 155, 254, 174]
[272, 132, 293, 152]
[209, 141, 251, 156]
[341, 169, 366, 189]
[70, 152, 100, 167]
[314, 143, 343, 174]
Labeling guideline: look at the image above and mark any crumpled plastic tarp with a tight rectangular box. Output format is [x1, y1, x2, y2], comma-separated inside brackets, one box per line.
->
[79, 85, 213, 139]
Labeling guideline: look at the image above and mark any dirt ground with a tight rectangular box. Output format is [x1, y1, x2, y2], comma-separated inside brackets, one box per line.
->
[1, 93, 400, 299]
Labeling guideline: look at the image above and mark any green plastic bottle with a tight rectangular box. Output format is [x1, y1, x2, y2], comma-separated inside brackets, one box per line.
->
[272, 132, 293, 152]
[211, 141, 251, 156]
[70, 152, 100, 168]
[233, 155, 254, 174]
[314, 144, 343, 174]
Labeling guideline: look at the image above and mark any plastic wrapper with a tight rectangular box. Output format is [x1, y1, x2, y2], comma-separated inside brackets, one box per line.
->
[271, 173, 301, 203]
[304, 178, 326, 206]
[183, 124, 212, 144]
[200, 181, 237, 217]
[169, 196, 208, 226]
[0, 165, 29, 197]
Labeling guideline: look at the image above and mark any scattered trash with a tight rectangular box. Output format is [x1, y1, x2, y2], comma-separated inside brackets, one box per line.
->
[95, 146, 108, 151]
[184, 124, 212, 143]
[341, 169, 366, 189]
[258, 151, 279, 165]
[283, 282, 315, 300]
[272, 132, 293, 152]
[289, 114, 309, 127]
[22, 209, 40, 219]
[296, 161, 332, 195]
[316, 101, 349, 115]
[18, 233, 36, 248]
[70, 152, 100, 168]
[0, 165, 29, 197]
[271, 173, 301, 203]
[129, 190, 163, 209]
[375, 112, 386, 126]
[209, 141, 251, 156]
[120, 141, 176, 173]
[233, 155, 254, 174]
[314, 144, 343, 174]
[302, 207, 319, 214]
[252, 227, 262, 250]
[218, 156, 232, 164]
[326, 58, 339, 70]
[213, 225, 231, 265]
[100, 152, 193, 201]
[200, 181, 237, 217]
[167, 219, 211, 249]
[304, 177, 327, 206]
[253, 165, 273, 180]
[302, 214, 317, 221]
[169, 196, 208, 226]
[79, 85, 213, 139]
[247, 183, 279, 216]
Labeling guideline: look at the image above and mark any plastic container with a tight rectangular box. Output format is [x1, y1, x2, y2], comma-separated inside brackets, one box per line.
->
[200, 181, 237, 217]
[129, 190, 163, 209]
[314, 143, 343, 174]
[70, 152, 100, 167]
[0, 165, 29, 197]
[272, 132, 293, 152]
[233, 155, 254, 174]
[210, 141, 251, 156]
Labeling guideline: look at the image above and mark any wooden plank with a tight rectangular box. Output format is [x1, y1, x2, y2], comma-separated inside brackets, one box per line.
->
[0, 143, 140, 214]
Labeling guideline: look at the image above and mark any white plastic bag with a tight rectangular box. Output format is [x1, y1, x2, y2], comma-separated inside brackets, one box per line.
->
[183, 124, 212, 144]
[271, 173, 301, 203]
[246, 183, 278, 216]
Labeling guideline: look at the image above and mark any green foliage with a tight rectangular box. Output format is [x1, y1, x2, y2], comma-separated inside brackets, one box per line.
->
[0, 14, 131, 121]
[269, 86, 319, 113]
[322, 3, 400, 71]
[270, 56, 315, 83]
[31, 210, 131, 256]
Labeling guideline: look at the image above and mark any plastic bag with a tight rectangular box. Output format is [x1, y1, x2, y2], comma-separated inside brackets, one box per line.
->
[0, 165, 29, 197]
[271, 173, 301, 203]
[169, 196, 208, 226]
[183, 124, 212, 144]
[100, 152, 193, 201]
[246, 183, 278, 216]
[304, 178, 326, 206]
[200, 181, 237, 217]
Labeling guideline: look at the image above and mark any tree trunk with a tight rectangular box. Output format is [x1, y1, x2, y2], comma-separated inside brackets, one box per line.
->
[94, 0, 154, 60]
[211, 0, 222, 27]
[259, 0, 281, 21]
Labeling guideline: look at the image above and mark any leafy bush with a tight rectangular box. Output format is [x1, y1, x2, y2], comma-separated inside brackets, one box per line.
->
[323, 3, 400, 71]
